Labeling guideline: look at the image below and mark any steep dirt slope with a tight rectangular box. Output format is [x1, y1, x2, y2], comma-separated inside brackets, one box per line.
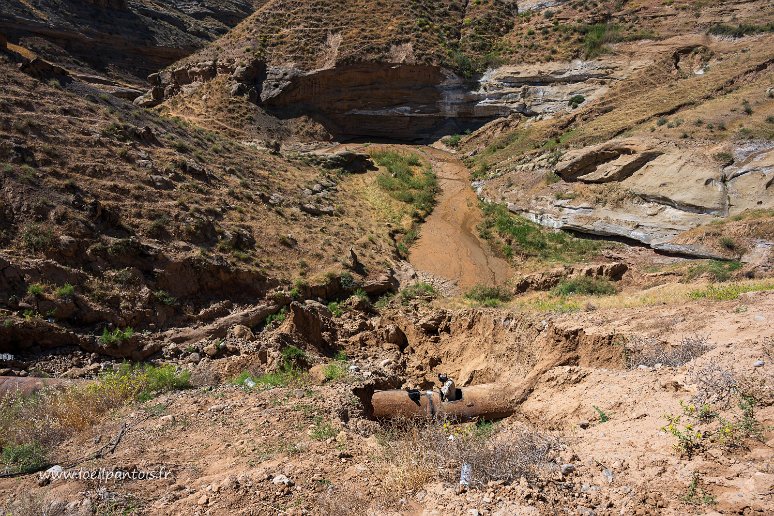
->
[0, 48, 413, 358]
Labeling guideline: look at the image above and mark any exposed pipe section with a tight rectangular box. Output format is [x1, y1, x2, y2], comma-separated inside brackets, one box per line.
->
[370, 383, 515, 421]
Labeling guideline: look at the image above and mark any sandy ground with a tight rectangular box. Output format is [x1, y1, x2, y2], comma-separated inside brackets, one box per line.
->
[408, 146, 512, 289]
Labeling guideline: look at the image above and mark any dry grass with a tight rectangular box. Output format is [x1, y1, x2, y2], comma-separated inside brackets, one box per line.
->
[378, 418, 558, 490]
[627, 335, 711, 369]
[0, 364, 190, 474]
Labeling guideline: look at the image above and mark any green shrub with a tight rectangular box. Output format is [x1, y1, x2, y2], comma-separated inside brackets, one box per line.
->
[264, 307, 288, 326]
[21, 224, 54, 253]
[400, 283, 437, 303]
[1, 442, 47, 474]
[568, 94, 585, 108]
[327, 302, 343, 317]
[464, 285, 513, 307]
[553, 277, 616, 296]
[323, 360, 348, 382]
[581, 23, 620, 58]
[100, 327, 135, 346]
[444, 134, 463, 148]
[153, 290, 178, 306]
[339, 272, 357, 289]
[26, 283, 45, 297]
[55, 283, 75, 299]
[593, 405, 609, 423]
[281, 345, 308, 369]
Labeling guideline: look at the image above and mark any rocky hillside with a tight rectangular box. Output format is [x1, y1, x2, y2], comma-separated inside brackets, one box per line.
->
[0, 0, 269, 84]
[0, 0, 772, 515]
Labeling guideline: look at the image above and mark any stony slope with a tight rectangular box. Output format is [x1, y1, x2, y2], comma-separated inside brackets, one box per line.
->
[0, 0, 269, 84]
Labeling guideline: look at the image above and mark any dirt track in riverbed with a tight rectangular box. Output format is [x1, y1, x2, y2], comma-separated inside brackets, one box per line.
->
[408, 146, 512, 289]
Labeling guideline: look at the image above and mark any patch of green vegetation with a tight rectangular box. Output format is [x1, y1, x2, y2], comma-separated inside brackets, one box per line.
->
[327, 301, 343, 317]
[21, 224, 54, 253]
[100, 327, 135, 346]
[464, 285, 513, 307]
[153, 290, 177, 306]
[26, 283, 45, 297]
[553, 277, 616, 297]
[55, 283, 75, 299]
[686, 260, 742, 282]
[1, 442, 47, 474]
[98, 363, 191, 402]
[707, 23, 774, 38]
[688, 281, 774, 301]
[323, 359, 348, 382]
[682, 472, 717, 506]
[310, 417, 337, 441]
[478, 203, 602, 263]
[593, 405, 609, 423]
[400, 282, 437, 304]
[264, 307, 288, 326]
[232, 346, 309, 390]
[444, 134, 463, 148]
[373, 151, 438, 215]
[581, 23, 620, 59]
[568, 94, 586, 109]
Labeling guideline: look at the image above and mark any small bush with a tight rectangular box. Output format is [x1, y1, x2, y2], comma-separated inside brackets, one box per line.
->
[568, 94, 585, 108]
[21, 224, 54, 253]
[444, 134, 463, 148]
[400, 282, 437, 303]
[26, 283, 45, 296]
[682, 473, 717, 506]
[153, 290, 178, 306]
[581, 23, 620, 58]
[323, 356, 348, 382]
[327, 302, 343, 317]
[1, 442, 47, 474]
[553, 277, 616, 296]
[264, 307, 288, 327]
[55, 283, 75, 299]
[464, 285, 513, 307]
[100, 327, 135, 346]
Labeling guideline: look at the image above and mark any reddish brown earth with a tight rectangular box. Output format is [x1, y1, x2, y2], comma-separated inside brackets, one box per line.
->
[409, 146, 512, 289]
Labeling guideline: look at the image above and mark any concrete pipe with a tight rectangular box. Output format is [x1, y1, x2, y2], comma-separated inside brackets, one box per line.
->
[0, 376, 78, 397]
[370, 383, 515, 421]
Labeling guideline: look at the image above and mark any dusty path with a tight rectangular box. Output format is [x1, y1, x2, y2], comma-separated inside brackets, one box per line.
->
[408, 146, 512, 289]
[331, 143, 511, 289]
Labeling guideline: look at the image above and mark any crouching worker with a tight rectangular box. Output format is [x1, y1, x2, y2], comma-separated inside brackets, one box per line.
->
[438, 373, 457, 402]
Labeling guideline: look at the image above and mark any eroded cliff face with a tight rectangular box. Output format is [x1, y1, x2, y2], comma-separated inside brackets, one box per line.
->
[261, 64, 493, 141]
[141, 57, 621, 141]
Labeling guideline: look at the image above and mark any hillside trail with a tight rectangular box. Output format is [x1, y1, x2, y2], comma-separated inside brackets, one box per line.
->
[333, 143, 512, 289]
